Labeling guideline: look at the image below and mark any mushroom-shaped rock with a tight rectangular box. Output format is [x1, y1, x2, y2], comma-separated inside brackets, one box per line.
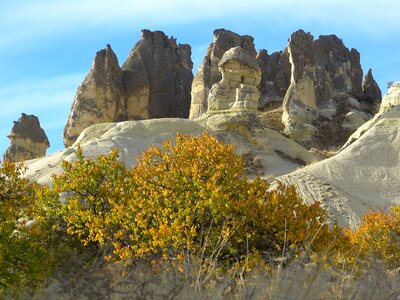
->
[207, 46, 261, 113]
[189, 29, 257, 118]
[4, 113, 50, 162]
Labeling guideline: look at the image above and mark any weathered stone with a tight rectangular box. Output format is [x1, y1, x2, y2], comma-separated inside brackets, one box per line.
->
[64, 44, 125, 147]
[376, 81, 400, 112]
[64, 30, 193, 147]
[25, 113, 321, 185]
[282, 30, 372, 146]
[361, 69, 382, 113]
[257, 49, 291, 107]
[207, 47, 261, 113]
[122, 30, 193, 120]
[4, 113, 50, 162]
[189, 29, 257, 118]
[280, 83, 400, 228]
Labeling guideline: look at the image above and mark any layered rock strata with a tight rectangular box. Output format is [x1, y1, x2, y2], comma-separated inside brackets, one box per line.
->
[4, 113, 50, 162]
[207, 46, 261, 113]
[64, 30, 193, 147]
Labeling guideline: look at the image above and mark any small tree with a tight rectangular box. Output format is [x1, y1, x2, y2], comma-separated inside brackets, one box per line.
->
[0, 160, 51, 296]
[345, 207, 400, 268]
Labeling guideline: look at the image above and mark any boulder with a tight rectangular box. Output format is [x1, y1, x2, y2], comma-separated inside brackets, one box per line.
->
[63, 30, 193, 147]
[4, 113, 50, 162]
[282, 30, 379, 147]
[207, 46, 261, 113]
[189, 29, 257, 118]
[63, 44, 125, 147]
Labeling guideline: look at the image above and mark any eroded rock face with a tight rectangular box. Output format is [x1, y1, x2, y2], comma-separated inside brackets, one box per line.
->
[64, 30, 193, 147]
[257, 49, 291, 107]
[280, 83, 400, 228]
[207, 46, 261, 113]
[282, 30, 380, 146]
[122, 30, 193, 120]
[189, 29, 257, 118]
[361, 68, 382, 113]
[64, 45, 125, 147]
[4, 113, 50, 162]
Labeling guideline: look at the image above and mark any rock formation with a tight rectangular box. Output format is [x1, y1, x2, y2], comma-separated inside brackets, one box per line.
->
[4, 113, 50, 162]
[280, 83, 400, 228]
[122, 30, 193, 120]
[207, 46, 261, 113]
[361, 68, 382, 113]
[282, 30, 381, 146]
[63, 30, 193, 147]
[63, 44, 125, 147]
[257, 49, 291, 108]
[189, 29, 257, 118]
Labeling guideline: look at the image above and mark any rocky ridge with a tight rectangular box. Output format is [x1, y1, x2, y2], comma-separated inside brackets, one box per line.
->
[4, 113, 50, 162]
[17, 28, 395, 230]
[279, 82, 400, 228]
[282, 30, 381, 146]
[25, 49, 321, 187]
[63, 30, 193, 147]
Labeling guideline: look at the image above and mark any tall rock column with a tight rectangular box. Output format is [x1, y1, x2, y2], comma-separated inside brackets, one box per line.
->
[282, 30, 379, 146]
[122, 30, 193, 120]
[63, 44, 125, 147]
[361, 68, 382, 113]
[189, 29, 257, 118]
[63, 30, 193, 147]
[282, 30, 318, 141]
[4, 113, 50, 162]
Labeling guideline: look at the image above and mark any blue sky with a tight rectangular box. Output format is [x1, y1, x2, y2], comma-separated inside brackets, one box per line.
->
[0, 0, 399, 156]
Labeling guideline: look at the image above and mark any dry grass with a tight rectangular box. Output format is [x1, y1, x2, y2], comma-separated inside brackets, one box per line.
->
[30, 253, 400, 300]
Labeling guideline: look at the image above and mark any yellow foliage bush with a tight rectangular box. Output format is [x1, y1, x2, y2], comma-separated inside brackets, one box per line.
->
[50, 147, 131, 252]
[345, 207, 400, 267]
[53, 132, 341, 267]
[0, 160, 51, 296]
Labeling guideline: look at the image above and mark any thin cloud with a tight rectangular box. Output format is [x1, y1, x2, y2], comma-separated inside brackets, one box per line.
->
[1, 0, 400, 52]
[0, 73, 84, 116]
[0, 73, 83, 155]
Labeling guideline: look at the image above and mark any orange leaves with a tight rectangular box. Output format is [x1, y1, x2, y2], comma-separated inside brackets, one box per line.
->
[345, 207, 400, 267]
[50, 132, 350, 270]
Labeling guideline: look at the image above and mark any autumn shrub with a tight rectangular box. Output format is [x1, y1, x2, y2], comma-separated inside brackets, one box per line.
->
[345, 206, 400, 268]
[52, 132, 343, 272]
[0, 160, 52, 296]
[49, 147, 132, 255]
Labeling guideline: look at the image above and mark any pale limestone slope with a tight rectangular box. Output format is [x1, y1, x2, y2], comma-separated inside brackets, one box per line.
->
[24, 113, 320, 187]
[280, 83, 400, 228]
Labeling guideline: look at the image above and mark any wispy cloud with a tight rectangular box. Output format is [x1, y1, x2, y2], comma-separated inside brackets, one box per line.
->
[0, 73, 84, 116]
[0, 73, 84, 155]
[1, 0, 399, 53]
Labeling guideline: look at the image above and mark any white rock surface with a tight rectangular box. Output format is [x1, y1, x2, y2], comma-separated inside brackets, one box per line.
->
[279, 85, 400, 228]
[24, 113, 320, 186]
